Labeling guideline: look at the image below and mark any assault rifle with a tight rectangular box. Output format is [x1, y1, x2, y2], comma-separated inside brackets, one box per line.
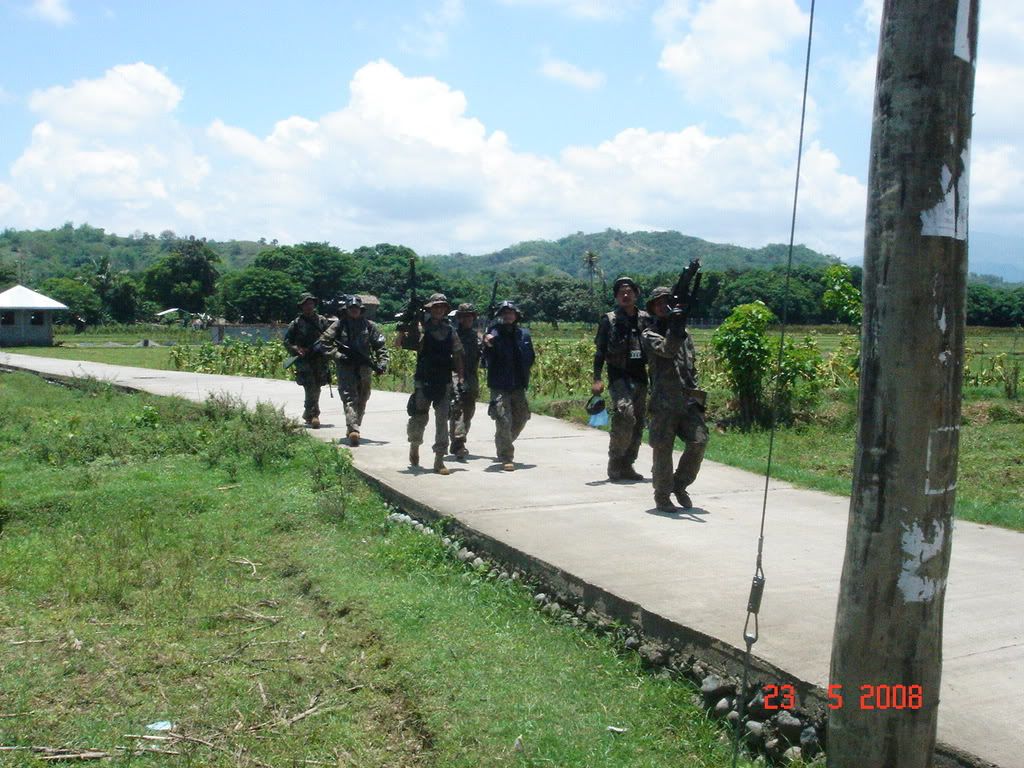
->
[283, 340, 327, 370]
[322, 294, 348, 319]
[670, 257, 703, 321]
[394, 255, 420, 335]
[337, 343, 386, 374]
[476, 277, 500, 331]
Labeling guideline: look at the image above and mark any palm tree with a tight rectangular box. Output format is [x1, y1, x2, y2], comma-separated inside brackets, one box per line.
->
[582, 250, 600, 293]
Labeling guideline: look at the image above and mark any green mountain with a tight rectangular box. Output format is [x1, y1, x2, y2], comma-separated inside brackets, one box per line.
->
[0, 223, 267, 285]
[426, 229, 840, 279]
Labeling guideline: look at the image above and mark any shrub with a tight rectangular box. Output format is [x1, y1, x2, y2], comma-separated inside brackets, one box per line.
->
[712, 302, 825, 428]
[712, 302, 774, 428]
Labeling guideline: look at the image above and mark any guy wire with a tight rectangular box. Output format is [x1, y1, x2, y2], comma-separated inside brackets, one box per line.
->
[731, 0, 816, 765]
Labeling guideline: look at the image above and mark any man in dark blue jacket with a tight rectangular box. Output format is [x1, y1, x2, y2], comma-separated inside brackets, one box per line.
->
[482, 301, 535, 471]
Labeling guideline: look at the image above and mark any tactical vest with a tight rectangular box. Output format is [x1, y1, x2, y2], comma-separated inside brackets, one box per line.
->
[415, 323, 455, 384]
[604, 309, 648, 369]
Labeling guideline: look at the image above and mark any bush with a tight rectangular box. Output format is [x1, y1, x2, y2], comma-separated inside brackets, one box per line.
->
[711, 302, 825, 428]
[712, 302, 774, 427]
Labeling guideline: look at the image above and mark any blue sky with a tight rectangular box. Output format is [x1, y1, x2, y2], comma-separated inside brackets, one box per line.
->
[1, 0, 1020, 263]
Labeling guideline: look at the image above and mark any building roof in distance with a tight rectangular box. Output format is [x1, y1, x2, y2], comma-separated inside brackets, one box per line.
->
[0, 284, 69, 311]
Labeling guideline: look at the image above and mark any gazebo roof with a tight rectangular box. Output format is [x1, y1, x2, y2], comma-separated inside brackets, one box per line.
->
[0, 284, 69, 311]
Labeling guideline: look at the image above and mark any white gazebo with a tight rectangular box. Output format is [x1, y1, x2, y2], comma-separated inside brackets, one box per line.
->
[0, 284, 69, 347]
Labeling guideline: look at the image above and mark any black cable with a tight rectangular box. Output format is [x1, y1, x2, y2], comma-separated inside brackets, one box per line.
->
[731, 1, 816, 765]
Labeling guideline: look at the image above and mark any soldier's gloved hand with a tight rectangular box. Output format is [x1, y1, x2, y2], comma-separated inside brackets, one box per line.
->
[669, 309, 688, 334]
[592, 380, 604, 395]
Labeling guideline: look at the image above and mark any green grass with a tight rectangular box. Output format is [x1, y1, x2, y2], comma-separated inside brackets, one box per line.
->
[0, 372, 743, 767]
[704, 389, 1024, 531]
[9, 345, 177, 369]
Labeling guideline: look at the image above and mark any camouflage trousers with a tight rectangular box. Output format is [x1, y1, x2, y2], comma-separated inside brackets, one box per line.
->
[449, 377, 479, 449]
[608, 377, 648, 466]
[648, 400, 708, 500]
[408, 382, 451, 455]
[489, 388, 531, 462]
[301, 382, 322, 420]
[337, 364, 372, 434]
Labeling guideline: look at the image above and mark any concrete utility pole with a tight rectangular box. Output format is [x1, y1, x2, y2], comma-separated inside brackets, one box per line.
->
[829, 1, 979, 766]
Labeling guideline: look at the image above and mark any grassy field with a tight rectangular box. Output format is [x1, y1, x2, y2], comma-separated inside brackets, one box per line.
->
[0, 372, 743, 767]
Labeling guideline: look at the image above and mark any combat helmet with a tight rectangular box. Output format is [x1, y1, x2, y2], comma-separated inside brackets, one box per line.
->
[494, 300, 522, 321]
[612, 276, 640, 298]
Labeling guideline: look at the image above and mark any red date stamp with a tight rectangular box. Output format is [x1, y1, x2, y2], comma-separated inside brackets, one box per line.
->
[763, 684, 924, 711]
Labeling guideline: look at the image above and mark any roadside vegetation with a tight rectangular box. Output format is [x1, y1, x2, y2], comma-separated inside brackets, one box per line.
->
[0, 372, 744, 767]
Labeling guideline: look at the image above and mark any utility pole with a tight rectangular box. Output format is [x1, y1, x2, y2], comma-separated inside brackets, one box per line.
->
[829, 1, 979, 766]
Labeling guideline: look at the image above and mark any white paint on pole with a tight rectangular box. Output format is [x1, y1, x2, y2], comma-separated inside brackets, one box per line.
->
[937, 306, 947, 333]
[898, 520, 947, 602]
[920, 143, 970, 240]
[938, 350, 951, 364]
[954, 0, 972, 63]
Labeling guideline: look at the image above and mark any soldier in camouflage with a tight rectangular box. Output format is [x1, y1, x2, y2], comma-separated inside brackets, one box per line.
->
[283, 293, 333, 428]
[449, 303, 482, 460]
[592, 277, 650, 481]
[320, 295, 389, 446]
[398, 293, 465, 475]
[641, 286, 709, 511]
[482, 301, 535, 471]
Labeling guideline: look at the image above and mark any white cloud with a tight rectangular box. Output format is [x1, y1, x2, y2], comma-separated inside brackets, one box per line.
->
[858, 0, 882, 34]
[657, 0, 811, 128]
[27, 0, 72, 25]
[653, 0, 692, 40]
[0, 58, 879, 261]
[540, 57, 606, 90]
[400, 0, 464, 57]
[10, 64, 207, 235]
[499, 0, 638, 21]
[28, 62, 182, 135]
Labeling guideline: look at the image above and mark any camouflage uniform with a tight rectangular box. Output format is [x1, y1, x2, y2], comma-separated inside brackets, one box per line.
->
[284, 311, 333, 422]
[641, 306, 708, 509]
[404, 314, 464, 457]
[593, 305, 650, 478]
[449, 317, 482, 456]
[482, 302, 535, 467]
[320, 313, 389, 438]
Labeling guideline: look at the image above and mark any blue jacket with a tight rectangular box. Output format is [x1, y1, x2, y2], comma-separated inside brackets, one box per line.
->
[482, 323, 535, 390]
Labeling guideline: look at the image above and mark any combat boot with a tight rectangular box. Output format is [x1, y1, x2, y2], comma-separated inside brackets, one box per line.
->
[502, 462, 515, 472]
[433, 453, 450, 476]
[654, 495, 676, 512]
[409, 445, 420, 467]
[310, 416, 320, 429]
[607, 459, 624, 481]
[675, 488, 693, 509]
[348, 431, 360, 446]
[619, 464, 644, 481]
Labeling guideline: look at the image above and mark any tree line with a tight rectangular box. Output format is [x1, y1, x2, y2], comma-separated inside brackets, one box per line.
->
[2, 225, 1022, 327]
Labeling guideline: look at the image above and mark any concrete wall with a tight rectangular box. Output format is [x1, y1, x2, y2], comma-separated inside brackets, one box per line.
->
[0, 309, 55, 347]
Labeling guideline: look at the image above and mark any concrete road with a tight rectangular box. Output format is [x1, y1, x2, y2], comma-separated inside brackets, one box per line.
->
[3, 351, 1021, 768]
